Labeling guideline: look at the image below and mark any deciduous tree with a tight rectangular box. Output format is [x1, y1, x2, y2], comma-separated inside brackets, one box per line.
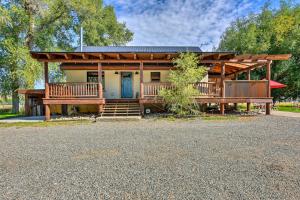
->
[218, 1, 300, 100]
[0, 0, 133, 113]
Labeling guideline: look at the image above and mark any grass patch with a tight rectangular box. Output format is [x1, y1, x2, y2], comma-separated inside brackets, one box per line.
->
[0, 112, 23, 119]
[0, 120, 91, 128]
[277, 106, 300, 113]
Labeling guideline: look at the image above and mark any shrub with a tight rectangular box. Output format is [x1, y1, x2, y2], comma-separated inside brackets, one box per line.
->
[159, 53, 207, 116]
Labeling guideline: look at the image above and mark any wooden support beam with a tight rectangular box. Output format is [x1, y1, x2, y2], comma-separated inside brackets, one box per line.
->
[246, 69, 251, 112]
[220, 62, 225, 115]
[133, 54, 137, 60]
[220, 103, 225, 115]
[98, 63, 103, 99]
[150, 54, 154, 60]
[37, 59, 172, 63]
[98, 105, 103, 114]
[227, 63, 264, 76]
[233, 73, 238, 110]
[140, 103, 144, 117]
[98, 53, 103, 60]
[63, 54, 71, 60]
[266, 60, 272, 115]
[167, 54, 171, 60]
[45, 104, 50, 121]
[220, 62, 225, 97]
[46, 54, 51, 59]
[44, 62, 49, 99]
[82, 54, 88, 59]
[44, 61, 50, 121]
[116, 54, 120, 60]
[200, 59, 268, 64]
[140, 62, 144, 99]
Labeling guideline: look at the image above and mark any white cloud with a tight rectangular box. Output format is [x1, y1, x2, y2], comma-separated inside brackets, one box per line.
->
[105, 0, 265, 50]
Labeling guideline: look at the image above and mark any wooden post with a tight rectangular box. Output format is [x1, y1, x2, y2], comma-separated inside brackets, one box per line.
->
[220, 103, 225, 115]
[220, 62, 225, 115]
[98, 63, 103, 114]
[44, 62, 50, 121]
[233, 73, 238, 111]
[45, 105, 50, 121]
[266, 61, 272, 115]
[140, 62, 144, 116]
[44, 62, 49, 99]
[246, 69, 251, 112]
[98, 63, 103, 99]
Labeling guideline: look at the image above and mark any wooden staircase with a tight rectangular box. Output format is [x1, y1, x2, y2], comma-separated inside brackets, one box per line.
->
[101, 101, 141, 118]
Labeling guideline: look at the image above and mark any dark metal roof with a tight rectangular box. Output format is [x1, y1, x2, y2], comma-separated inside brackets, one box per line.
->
[74, 46, 202, 53]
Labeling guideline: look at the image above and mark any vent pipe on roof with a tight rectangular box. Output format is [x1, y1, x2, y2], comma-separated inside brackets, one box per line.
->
[80, 26, 83, 52]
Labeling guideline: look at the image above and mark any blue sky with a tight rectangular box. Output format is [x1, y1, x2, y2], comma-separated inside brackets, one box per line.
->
[103, 0, 299, 51]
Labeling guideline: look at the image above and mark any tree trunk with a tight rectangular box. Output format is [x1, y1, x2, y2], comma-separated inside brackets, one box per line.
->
[12, 91, 19, 114]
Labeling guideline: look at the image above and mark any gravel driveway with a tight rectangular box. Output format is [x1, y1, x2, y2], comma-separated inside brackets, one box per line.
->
[0, 116, 300, 199]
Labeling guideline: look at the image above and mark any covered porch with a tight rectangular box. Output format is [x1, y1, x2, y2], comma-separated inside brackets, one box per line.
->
[30, 50, 291, 120]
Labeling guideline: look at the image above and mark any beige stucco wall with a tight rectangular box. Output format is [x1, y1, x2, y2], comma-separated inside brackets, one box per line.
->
[64, 69, 208, 99]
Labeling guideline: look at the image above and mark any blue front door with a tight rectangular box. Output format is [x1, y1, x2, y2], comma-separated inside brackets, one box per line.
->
[121, 72, 133, 98]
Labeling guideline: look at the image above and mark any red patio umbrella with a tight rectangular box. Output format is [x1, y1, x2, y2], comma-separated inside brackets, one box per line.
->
[270, 80, 287, 89]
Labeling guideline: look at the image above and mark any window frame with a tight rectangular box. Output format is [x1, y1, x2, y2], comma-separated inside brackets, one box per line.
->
[87, 71, 105, 90]
[150, 72, 161, 82]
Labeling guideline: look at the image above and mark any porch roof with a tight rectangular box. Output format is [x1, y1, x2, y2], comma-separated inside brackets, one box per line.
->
[30, 47, 291, 76]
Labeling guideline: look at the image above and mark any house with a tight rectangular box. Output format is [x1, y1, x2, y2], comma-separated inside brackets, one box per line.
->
[19, 46, 291, 120]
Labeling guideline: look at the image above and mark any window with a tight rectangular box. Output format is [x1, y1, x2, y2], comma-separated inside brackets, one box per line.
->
[87, 71, 105, 90]
[151, 72, 160, 82]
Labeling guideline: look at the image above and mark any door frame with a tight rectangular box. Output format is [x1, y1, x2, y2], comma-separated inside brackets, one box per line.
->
[120, 72, 134, 98]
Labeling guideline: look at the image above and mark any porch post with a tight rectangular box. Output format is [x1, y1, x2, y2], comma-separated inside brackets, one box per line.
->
[266, 61, 272, 115]
[233, 73, 238, 111]
[44, 62, 50, 121]
[246, 69, 251, 112]
[220, 62, 225, 115]
[98, 63, 103, 113]
[140, 62, 144, 116]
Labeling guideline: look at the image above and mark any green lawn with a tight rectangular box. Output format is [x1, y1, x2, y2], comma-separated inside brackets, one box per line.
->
[277, 105, 300, 113]
[0, 112, 22, 119]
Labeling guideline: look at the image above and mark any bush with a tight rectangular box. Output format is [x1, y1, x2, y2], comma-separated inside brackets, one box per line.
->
[159, 53, 207, 116]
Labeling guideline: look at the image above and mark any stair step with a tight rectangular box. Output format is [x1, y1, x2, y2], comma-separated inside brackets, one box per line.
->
[103, 111, 141, 114]
[104, 107, 140, 110]
[105, 103, 139, 104]
[102, 113, 141, 116]
[100, 102, 141, 118]
[105, 105, 140, 108]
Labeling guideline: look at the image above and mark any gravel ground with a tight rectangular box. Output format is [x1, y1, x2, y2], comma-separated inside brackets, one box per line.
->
[0, 116, 300, 199]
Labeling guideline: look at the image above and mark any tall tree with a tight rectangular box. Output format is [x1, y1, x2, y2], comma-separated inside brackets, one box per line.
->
[218, 1, 300, 101]
[0, 0, 133, 113]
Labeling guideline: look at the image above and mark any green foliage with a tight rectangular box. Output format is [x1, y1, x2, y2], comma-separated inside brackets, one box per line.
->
[0, 0, 133, 112]
[159, 53, 207, 116]
[218, 1, 300, 100]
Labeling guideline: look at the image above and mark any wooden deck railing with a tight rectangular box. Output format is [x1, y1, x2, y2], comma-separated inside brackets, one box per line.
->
[143, 82, 175, 96]
[194, 82, 218, 96]
[224, 80, 268, 98]
[143, 82, 218, 97]
[49, 82, 99, 98]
